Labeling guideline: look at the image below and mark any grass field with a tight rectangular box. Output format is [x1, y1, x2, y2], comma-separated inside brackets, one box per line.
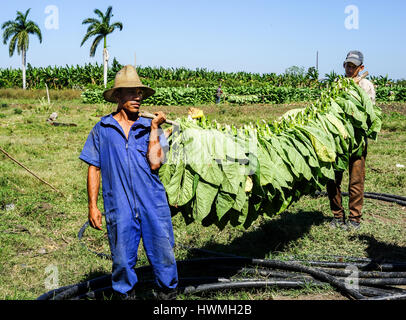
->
[0, 97, 405, 300]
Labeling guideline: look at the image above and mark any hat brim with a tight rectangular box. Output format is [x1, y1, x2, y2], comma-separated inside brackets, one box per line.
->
[103, 85, 155, 103]
[344, 58, 362, 67]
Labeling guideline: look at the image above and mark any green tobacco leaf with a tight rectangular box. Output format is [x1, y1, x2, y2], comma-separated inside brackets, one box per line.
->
[193, 180, 218, 222]
[159, 163, 174, 187]
[233, 178, 247, 212]
[279, 135, 312, 181]
[215, 191, 236, 220]
[177, 167, 196, 206]
[335, 97, 368, 131]
[220, 162, 246, 195]
[298, 124, 336, 163]
[325, 113, 348, 139]
[268, 136, 300, 178]
[165, 161, 185, 206]
[258, 138, 292, 189]
[291, 130, 320, 168]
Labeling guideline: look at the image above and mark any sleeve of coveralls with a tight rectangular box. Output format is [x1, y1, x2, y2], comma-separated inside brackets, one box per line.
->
[79, 124, 101, 168]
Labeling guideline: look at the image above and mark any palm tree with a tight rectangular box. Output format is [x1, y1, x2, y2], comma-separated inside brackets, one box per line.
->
[2, 8, 42, 89]
[81, 6, 123, 88]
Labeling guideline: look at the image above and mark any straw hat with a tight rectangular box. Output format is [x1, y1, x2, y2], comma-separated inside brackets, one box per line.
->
[103, 65, 155, 103]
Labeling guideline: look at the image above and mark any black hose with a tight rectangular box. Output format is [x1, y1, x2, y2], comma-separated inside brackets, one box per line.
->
[279, 253, 404, 264]
[215, 265, 406, 280]
[363, 194, 406, 207]
[363, 293, 406, 301]
[69, 278, 396, 300]
[73, 286, 115, 301]
[61, 210, 406, 301]
[36, 283, 79, 301]
[39, 256, 406, 300]
[180, 279, 318, 295]
[160, 257, 365, 299]
[316, 267, 406, 279]
[289, 260, 406, 271]
[52, 274, 113, 300]
[183, 246, 406, 270]
[313, 191, 406, 207]
[77, 219, 112, 260]
[366, 192, 406, 202]
[212, 266, 404, 297]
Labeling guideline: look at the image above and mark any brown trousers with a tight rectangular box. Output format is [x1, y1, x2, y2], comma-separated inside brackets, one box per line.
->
[326, 143, 367, 223]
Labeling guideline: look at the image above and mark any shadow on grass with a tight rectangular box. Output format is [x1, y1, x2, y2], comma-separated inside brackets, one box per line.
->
[185, 209, 327, 260]
[80, 270, 111, 282]
[350, 234, 406, 262]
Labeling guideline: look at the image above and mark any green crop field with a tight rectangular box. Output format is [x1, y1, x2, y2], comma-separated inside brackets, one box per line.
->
[0, 96, 405, 300]
[2, 62, 406, 106]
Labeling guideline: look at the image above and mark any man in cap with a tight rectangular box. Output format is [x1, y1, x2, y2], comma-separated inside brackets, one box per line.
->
[327, 50, 376, 231]
[215, 84, 223, 104]
[343, 51, 376, 103]
[79, 65, 178, 299]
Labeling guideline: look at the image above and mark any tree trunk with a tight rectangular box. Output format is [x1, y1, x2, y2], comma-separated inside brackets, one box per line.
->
[22, 48, 26, 90]
[103, 37, 109, 89]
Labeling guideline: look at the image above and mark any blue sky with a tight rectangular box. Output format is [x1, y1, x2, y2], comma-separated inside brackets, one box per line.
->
[1, 0, 405, 79]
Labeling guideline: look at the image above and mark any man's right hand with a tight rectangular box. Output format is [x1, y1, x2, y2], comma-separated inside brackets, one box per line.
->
[89, 206, 103, 230]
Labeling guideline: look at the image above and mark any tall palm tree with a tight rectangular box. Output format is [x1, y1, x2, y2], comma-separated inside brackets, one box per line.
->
[2, 8, 42, 89]
[81, 6, 123, 88]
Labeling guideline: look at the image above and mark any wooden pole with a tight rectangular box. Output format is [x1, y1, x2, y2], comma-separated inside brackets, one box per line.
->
[0, 146, 64, 196]
[140, 111, 179, 127]
[45, 83, 50, 104]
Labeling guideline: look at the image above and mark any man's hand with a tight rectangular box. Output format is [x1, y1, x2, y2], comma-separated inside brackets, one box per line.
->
[89, 206, 103, 231]
[87, 165, 102, 230]
[149, 111, 166, 170]
[151, 111, 166, 129]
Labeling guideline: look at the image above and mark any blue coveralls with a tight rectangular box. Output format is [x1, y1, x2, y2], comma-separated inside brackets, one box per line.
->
[79, 113, 178, 295]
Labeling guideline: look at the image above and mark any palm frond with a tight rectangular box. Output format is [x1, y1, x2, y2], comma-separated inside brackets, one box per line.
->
[81, 6, 122, 56]
[82, 18, 100, 25]
[2, 25, 18, 44]
[94, 9, 104, 20]
[86, 22, 100, 34]
[1, 20, 17, 30]
[17, 31, 29, 55]
[26, 21, 42, 43]
[80, 29, 99, 47]
[23, 8, 31, 21]
[104, 6, 113, 24]
[8, 34, 18, 57]
[89, 34, 104, 57]
[110, 22, 123, 31]
[16, 9, 30, 26]
[15, 11, 25, 23]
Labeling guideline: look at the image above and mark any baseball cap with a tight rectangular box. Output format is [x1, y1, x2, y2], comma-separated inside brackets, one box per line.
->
[344, 50, 364, 66]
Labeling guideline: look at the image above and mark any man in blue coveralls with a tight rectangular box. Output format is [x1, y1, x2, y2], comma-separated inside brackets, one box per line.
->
[79, 65, 178, 300]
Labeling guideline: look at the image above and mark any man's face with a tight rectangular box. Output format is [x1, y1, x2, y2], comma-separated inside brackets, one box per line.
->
[116, 88, 144, 113]
[344, 62, 364, 78]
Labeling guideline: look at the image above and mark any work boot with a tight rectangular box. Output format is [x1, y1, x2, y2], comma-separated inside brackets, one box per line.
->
[346, 220, 361, 231]
[120, 282, 151, 300]
[119, 288, 140, 300]
[329, 217, 347, 230]
[151, 288, 178, 300]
